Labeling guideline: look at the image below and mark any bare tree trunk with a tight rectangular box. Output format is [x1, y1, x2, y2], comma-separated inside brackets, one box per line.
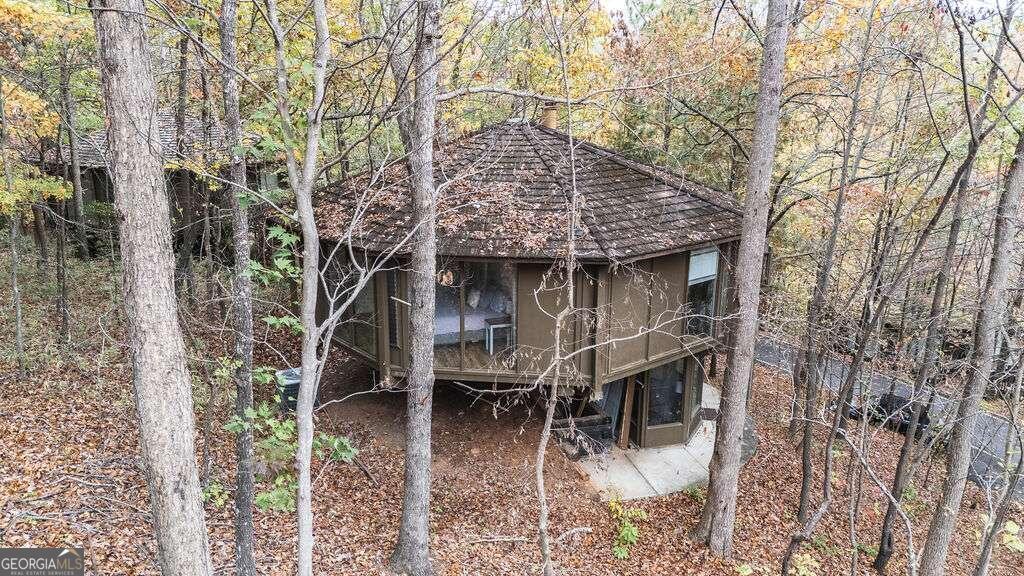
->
[797, 0, 878, 521]
[387, 0, 441, 572]
[875, 155, 972, 573]
[261, 0, 332, 571]
[60, 59, 88, 259]
[218, 0, 256, 573]
[919, 133, 1024, 576]
[31, 204, 49, 272]
[6, 213, 24, 375]
[693, 0, 790, 557]
[56, 202, 70, 346]
[91, 3, 213, 574]
[173, 27, 197, 300]
[536, 306, 567, 576]
[1, 80, 26, 377]
[973, 357, 1024, 576]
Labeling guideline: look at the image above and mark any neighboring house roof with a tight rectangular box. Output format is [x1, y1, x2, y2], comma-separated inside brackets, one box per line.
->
[46, 111, 231, 169]
[313, 121, 743, 262]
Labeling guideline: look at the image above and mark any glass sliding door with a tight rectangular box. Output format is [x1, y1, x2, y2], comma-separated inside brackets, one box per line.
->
[462, 261, 516, 370]
[642, 359, 687, 446]
[631, 356, 707, 447]
[684, 353, 708, 440]
[434, 263, 462, 368]
[647, 361, 684, 426]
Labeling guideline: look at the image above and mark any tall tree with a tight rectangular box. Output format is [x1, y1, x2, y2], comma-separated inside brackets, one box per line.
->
[0, 79, 26, 376]
[91, 1, 213, 574]
[875, 3, 1017, 567]
[261, 0, 333, 572]
[218, 0, 256, 573]
[172, 23, 197, 297]
[919, 130, 1024, 576]
[693, 0, 790, 557]
[385, 0, 442, 572]
[59, 57, 88, 259]
[58, 4, 90, 259]
[795, 0, 881, 523]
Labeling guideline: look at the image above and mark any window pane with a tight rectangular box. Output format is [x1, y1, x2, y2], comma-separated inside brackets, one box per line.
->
[688, 250, 718, 283]
[686, 279, 715, 336]
[351, 277, 377, 356]
[462, 261, 516, 370]
[322, 256, 354, 344]
[434, 263, 461, 368]
[647, 360, 685, 426]
[687, 249, 718, 336]
[387, 269, 401, 350]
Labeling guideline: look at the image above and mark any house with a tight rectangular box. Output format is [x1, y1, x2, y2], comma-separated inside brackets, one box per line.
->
[41, 111, 279, 206]
[37, 111, 281, 256]
[312, 114, 743, 449]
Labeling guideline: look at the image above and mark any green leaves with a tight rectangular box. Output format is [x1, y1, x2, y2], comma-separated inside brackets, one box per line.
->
[608, 495, 647, 560]
[314, 433, 358, 463]
[254, 474, 299, 513]
[254, 365, 276, 386]
[201, 481, 230, 508]
[223, 389, 358, 514]
[262, 314, 304, 334]
[267, 225, 299, 248]
[247, 225, 301, 290]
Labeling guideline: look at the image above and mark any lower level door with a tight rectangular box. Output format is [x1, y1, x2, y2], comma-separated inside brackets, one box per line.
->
[642, 359, 688, 447]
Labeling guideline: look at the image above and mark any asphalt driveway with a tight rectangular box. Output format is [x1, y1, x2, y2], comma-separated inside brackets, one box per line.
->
[754, 338, 1023, 498]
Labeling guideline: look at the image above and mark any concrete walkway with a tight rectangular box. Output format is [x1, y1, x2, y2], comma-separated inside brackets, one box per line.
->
[753, 337, 1023, 498]
[576, 385, 721, 500]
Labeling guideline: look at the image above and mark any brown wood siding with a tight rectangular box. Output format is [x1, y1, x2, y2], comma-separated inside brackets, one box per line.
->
[649, 253, 687, 358]
[574, 268, 599, 379]
[607, 260, 652, 373]
[516, 263, 572, 376]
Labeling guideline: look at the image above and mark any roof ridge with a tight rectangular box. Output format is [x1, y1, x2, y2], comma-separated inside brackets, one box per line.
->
[521, 123, 614, 260]
[533, 125, 743, 216]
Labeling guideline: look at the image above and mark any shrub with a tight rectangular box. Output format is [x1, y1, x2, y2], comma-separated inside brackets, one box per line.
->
[608, 495, 647, 560]
[225, 392, 357, 513]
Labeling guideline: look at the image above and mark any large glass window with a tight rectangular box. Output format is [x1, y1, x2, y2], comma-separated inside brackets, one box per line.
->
[686, 249, 719, 337]
[325, 258, 378, 358]
[432, 260, 517, 370]
[322, 256, 354, 344]
[647, 360, 685, 426]
[434, 263, 462, 368]
[387, 269, 401, 351]
[462, 261, 516, 369]
[351, 278, 377, 356]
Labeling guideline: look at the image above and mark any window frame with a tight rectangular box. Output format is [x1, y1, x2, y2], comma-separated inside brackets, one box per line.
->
[685, 247, 720, 337]
[432, 259, 518, 373]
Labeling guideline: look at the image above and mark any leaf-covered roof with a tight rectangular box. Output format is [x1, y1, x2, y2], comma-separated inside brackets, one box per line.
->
[314, 121, 743, 262]
[46, 111, 231, 169]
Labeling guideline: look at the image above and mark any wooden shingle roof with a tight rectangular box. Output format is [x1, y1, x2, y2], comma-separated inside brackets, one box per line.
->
[314, 121, 742, 262]
[47, 111, 229, 169]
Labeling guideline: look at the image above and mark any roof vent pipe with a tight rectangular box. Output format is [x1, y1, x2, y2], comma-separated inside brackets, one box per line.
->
[540, 101, 558, 129]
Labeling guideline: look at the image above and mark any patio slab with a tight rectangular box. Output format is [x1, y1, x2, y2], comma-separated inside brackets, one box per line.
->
[575, 384, 728, 501]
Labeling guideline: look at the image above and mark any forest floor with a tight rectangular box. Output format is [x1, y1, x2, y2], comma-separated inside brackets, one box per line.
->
[1, 248, 1023, 575]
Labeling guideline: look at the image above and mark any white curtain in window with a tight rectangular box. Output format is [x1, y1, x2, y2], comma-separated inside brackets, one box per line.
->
[688, 249, 718, 284]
